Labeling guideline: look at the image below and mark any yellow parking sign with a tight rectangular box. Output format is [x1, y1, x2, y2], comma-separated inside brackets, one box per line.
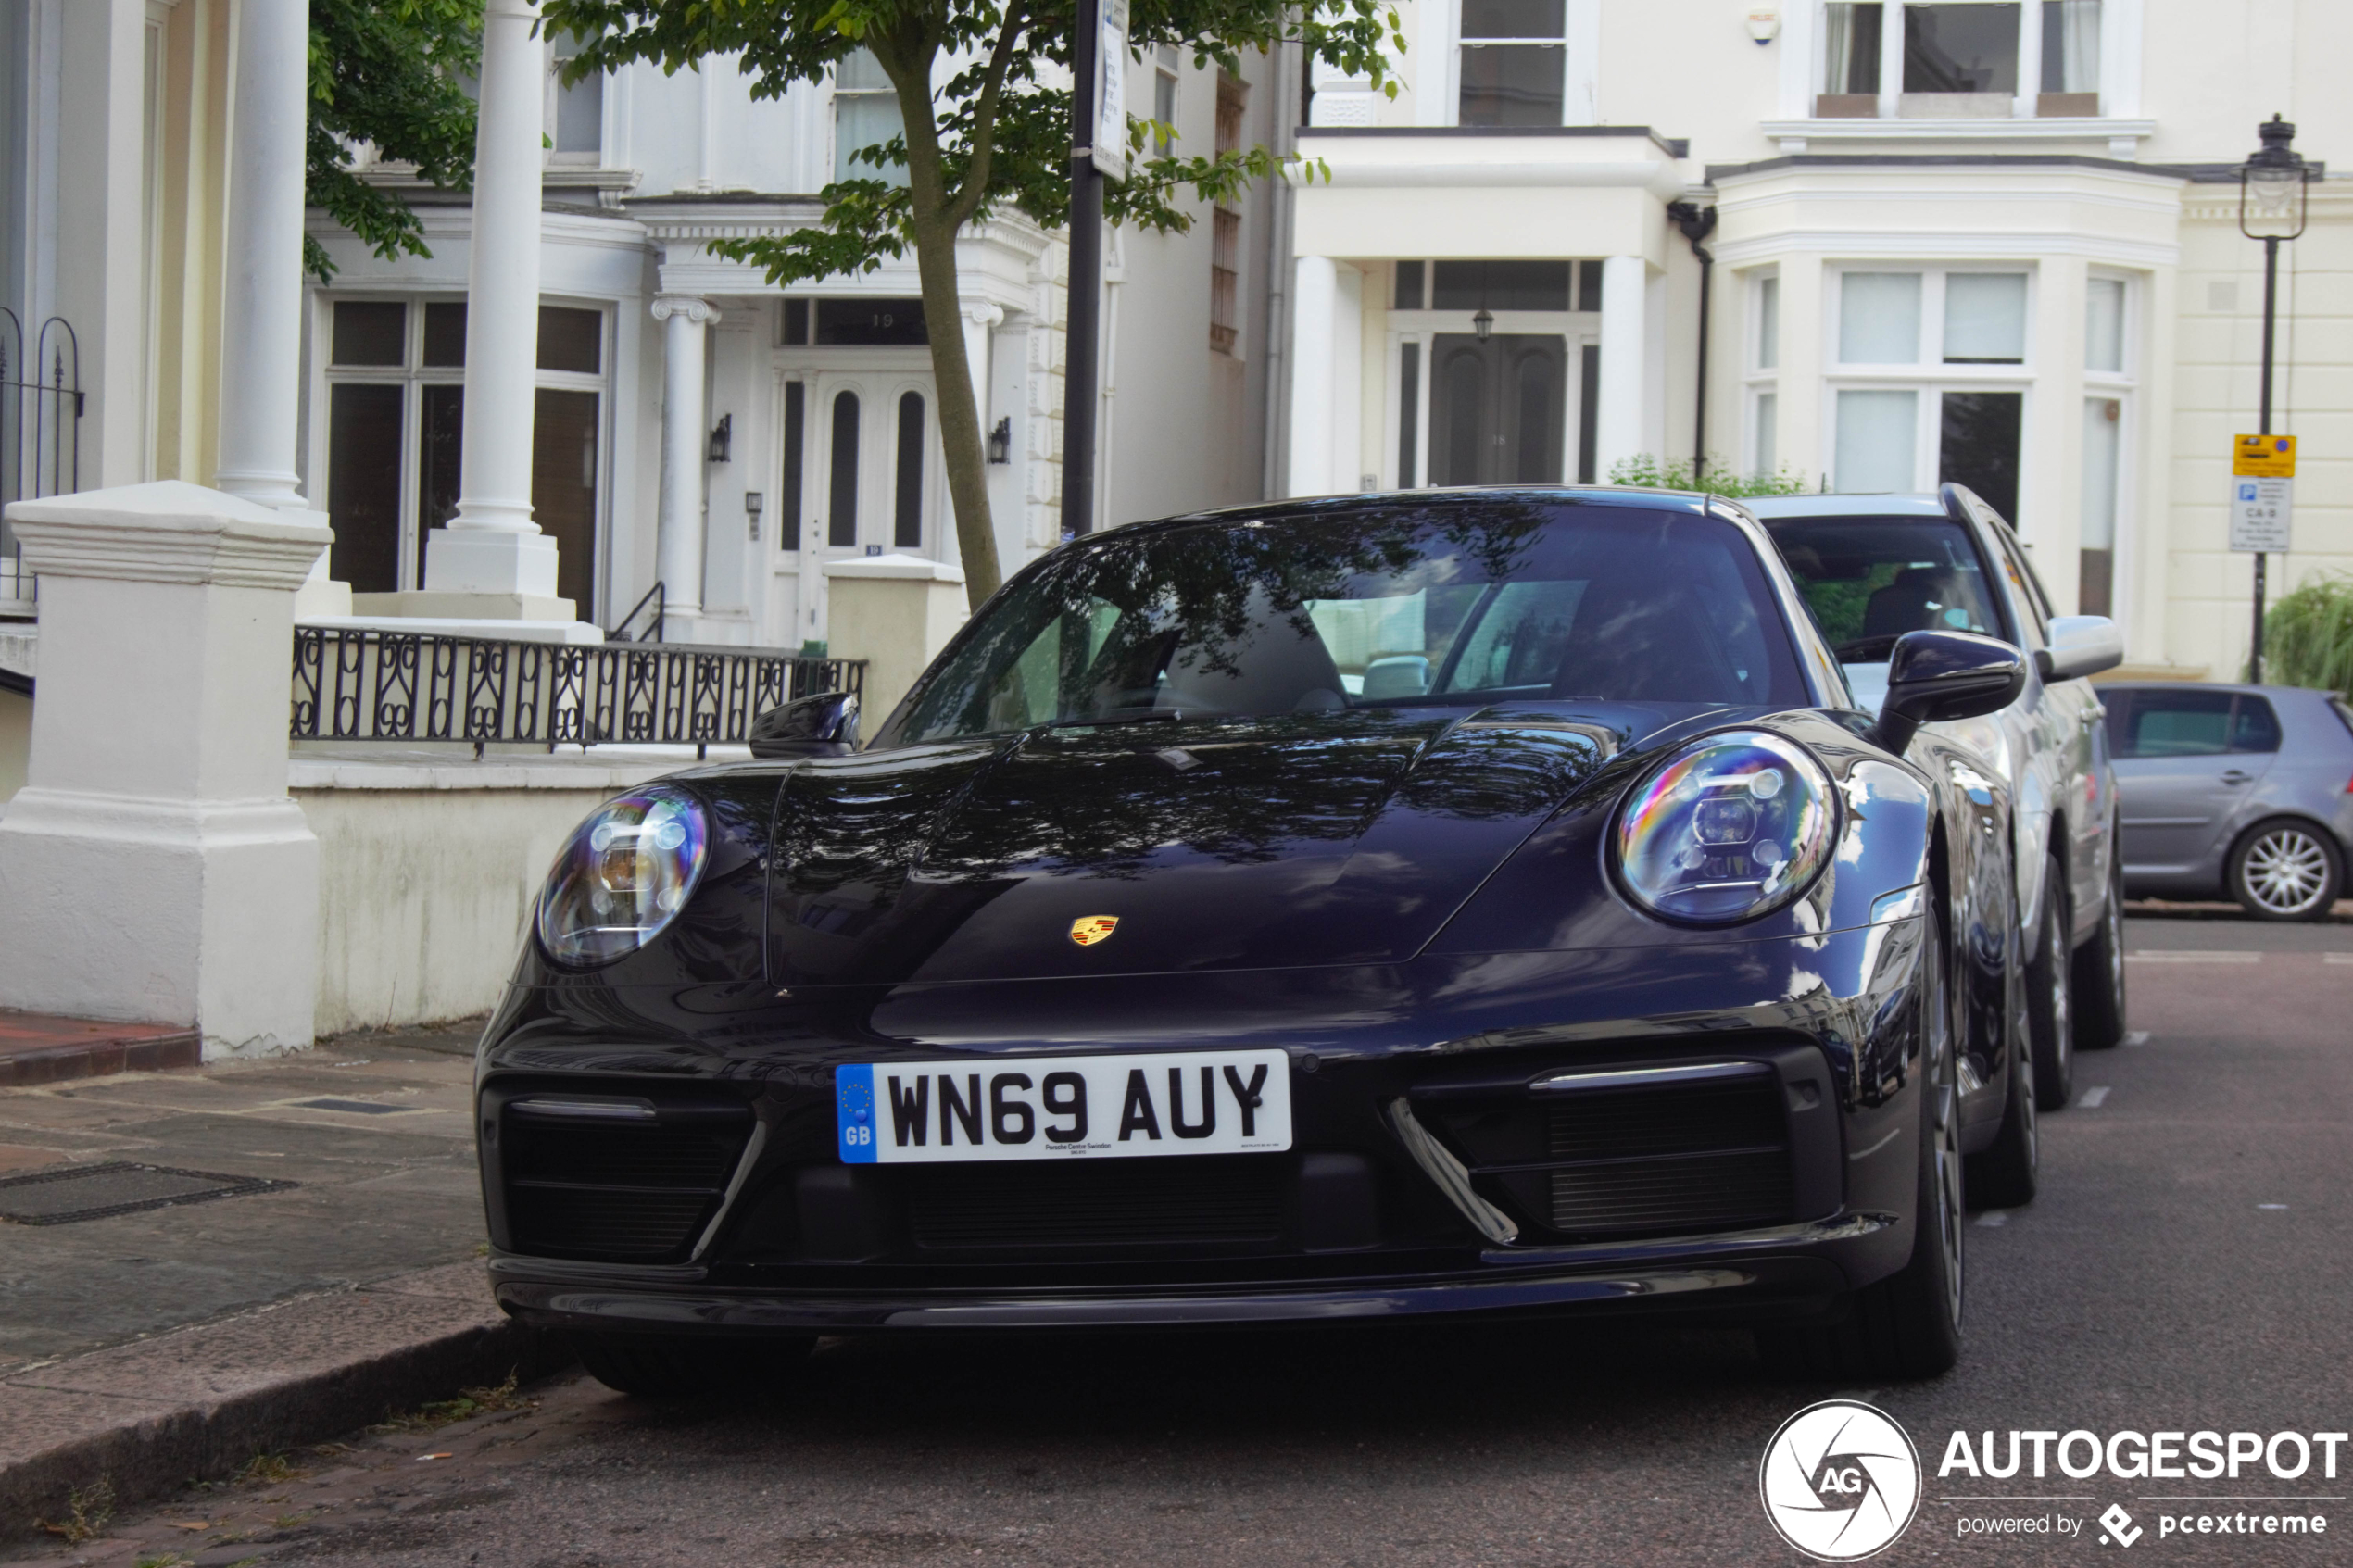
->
[2233, 433, 2297, 477]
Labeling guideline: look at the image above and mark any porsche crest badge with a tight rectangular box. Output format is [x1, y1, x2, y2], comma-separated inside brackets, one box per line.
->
[1068, 915, 1119, 947]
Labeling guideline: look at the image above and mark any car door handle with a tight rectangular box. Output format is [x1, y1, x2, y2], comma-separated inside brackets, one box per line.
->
[2220, 770, 2254, 784]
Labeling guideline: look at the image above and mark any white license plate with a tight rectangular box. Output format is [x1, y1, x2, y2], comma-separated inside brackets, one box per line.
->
[835, 1050, 1291, 1164]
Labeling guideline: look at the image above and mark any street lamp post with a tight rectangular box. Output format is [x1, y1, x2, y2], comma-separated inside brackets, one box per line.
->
[2237, 114, 2312, 683]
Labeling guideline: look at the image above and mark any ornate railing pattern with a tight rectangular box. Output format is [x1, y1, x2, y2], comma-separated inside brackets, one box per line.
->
[1, 310, 84, 606]
[291, 628, 864, 757]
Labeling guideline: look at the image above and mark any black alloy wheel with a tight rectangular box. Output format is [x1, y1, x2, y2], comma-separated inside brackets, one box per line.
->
[573, 1332, 816, 1399]
[2072, 847, 2128, 1049]
[2023, 852, 2074, 1110]
[2228, 819, 2345, 922]
[1762, 909, 1964, 1381]
[1965, 1026, 2039, 1210]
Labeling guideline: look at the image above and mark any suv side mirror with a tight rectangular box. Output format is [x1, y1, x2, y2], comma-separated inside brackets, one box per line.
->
[749, 690, 861, 759]
[1868, 631, 2026, 757]
[2036, 614, 2123, 682]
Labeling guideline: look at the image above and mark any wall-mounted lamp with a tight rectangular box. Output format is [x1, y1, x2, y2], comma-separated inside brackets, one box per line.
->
[745, 490, 764, 542]
[708, 412, 732, 463]
[988, 416, 1013, 464]
[1472, 307, 1493, 341]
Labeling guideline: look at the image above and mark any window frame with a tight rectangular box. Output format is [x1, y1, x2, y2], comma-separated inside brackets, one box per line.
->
[2078, 268, 2137, 621]
[1820, 264, 2037, 509]
[1744, 269, 1781, 480]
[1446, 0, 1597, 127]
[1809, 0, 2119, 120]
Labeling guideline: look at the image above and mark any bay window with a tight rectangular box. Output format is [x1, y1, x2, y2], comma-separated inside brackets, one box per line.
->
[2079, 273, 2132, 615]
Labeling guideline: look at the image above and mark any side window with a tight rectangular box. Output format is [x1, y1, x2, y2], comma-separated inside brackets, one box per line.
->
[2229, 696, 2283, 754]
[2123, 690, 2233, 759]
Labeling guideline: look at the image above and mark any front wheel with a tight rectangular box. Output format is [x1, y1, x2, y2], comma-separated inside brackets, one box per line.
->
[2073, 848, 2128, 1050]
[1763, 911, 1963, 1381]
[2023, 854, 2073, 1110]
[2228, 820, 2344, 922]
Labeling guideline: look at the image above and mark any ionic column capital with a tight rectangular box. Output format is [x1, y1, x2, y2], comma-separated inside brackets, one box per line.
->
[652, 295, 723, 326]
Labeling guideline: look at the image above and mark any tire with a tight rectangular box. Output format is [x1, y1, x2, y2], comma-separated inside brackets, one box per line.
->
[1965, 1034, 2039, 1210]
[2228, 819, 2345, 922]
[2072, 847, 2127, 1050]
[2022, 853, 2073, 1110]
[573, 1333, 815, 1399]
[1763, 910, 1964, 1382]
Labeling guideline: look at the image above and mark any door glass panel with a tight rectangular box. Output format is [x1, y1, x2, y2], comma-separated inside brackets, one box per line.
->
[423, 302, 467, 367]
[532, 388, 598, 612]
[894, 390, 925, 548]
[1397, 341, 1420, 488]
[536, 307, 602, 373]
[1939, 389, 2021, 522]
[1833, 389, 1918, 492]
[1577, 343, 1599, 483]
[327, 383, 404, 591]
[782, 382, 806, 550]
[827, 390, 861, 546]
[1508, 341, 1562, 483]
[417, 384, 464, 586]
[1436, 340, 1486, 486]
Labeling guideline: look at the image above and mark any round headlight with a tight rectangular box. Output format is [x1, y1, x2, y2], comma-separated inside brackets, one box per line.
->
[536, 787, 710, 967]
[1614, 730, 1835, 923]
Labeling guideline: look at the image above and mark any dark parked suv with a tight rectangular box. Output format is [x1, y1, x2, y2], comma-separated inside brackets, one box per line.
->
[2102, 683, 2353, 919]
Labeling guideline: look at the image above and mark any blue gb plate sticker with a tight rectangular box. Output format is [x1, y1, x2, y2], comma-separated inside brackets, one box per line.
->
[836, 1064, 878, 1162]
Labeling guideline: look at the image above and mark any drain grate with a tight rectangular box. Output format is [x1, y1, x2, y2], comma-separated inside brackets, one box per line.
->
[0, 1161, 297, 1225]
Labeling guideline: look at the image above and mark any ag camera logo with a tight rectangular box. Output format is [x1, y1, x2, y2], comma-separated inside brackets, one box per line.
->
[1760, 1400, 1923, 1561]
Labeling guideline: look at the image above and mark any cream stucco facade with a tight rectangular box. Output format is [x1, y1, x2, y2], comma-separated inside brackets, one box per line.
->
[1285, 0, 2350, 684]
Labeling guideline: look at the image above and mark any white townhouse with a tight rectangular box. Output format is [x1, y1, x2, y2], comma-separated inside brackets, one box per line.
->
[305, 31, 1290, 646]
[1286, 0, 2351, 682]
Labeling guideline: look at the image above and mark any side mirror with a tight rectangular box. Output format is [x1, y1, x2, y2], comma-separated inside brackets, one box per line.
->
[749, 690, 860, 759]
[2036, 614, 2123, 682]
[1867, 631, 2026, 758]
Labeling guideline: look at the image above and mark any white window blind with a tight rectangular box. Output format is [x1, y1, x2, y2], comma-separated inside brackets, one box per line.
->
[2085, 277, 2124, 372]
[1840, 273, 1921, 363]
[1942, 273, 2026, 363]
[1835, 389, 1919, 491]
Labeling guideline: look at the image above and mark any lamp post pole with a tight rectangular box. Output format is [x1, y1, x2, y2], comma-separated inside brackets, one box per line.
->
[2251, 232, 2279, 682]
[2237, 114, 2311, 684]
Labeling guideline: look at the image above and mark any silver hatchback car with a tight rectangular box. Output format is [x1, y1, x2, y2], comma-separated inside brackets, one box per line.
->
[2101, 683, 2353, 919]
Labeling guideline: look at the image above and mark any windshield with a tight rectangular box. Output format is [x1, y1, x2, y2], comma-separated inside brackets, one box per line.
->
[1761, 515, 2011, 664]
[885, 500, 1809, 745]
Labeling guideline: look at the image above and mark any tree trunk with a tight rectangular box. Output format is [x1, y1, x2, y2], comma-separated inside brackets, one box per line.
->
[907, 214, 1003, 610]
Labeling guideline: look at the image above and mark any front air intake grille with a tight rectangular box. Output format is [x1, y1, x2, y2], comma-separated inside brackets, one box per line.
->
[497, 1099, 753, 1263]
[1425, 1071, 1796, 1243]
[903, 1157, 1286, 1251]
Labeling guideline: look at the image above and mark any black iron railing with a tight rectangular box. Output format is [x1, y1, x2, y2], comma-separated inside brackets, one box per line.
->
[606, 580, 665, 643]
[0, 310, 84, 605]
[291, 628, 864, 758]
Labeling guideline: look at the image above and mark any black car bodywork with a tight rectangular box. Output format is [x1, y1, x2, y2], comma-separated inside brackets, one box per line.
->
[477, 491, 2022, 1371]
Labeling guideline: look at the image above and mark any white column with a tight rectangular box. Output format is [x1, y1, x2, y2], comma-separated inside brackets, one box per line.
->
[423, 0, 560, 605]
[0, 483, 326, 1056]
[1596, 254, 1649, 483]
[212, 0, 309, 510]
[653, 294, 718, 619]
[1287, 256, 1337, 497]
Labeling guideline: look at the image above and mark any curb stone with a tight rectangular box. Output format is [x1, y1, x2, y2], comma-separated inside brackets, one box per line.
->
[0, 1261, 569, 1538]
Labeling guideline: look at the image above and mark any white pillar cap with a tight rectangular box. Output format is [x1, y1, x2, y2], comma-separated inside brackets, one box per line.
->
[823, 552, 968, 583]
[6, 481, 331, 589]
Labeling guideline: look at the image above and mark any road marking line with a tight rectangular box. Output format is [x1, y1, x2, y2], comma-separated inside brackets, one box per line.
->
[2078, 1085, 2111, 1109]
[2259, 1203, 2289, 1210]
[2126, 950, 2260, 963]
[2326, 953, 2353, 966]
[2122, 1030, 2150, 1047]
[1974, 1210, 2009, 1227]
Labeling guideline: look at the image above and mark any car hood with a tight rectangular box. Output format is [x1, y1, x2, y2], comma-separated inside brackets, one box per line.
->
[765, 704, 1724, 987]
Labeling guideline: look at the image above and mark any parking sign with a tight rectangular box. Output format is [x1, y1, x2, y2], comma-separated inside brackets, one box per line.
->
[2229, 475, 2292, 553]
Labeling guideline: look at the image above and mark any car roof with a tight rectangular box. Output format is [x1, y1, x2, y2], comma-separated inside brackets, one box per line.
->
[1140, 484, 1725, 533]
[2100, 681, 2339, 702]
[1743, 493, 1954, 520]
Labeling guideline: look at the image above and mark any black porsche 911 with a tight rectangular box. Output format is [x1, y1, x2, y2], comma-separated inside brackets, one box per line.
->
[477, 488, 2038, 1394]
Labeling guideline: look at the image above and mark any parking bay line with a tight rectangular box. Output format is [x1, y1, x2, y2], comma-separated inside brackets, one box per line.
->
[2126, 950, 2260, 963]
[2122, 1030, 2150, 1047]
[2326, 953, 2353, 966]
[1974, 1210, 2009, 1227]
[2077, 1086, 2111, 1109]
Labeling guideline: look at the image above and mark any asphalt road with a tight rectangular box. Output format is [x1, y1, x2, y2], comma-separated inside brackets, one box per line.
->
[19, 910, 2353, 1568]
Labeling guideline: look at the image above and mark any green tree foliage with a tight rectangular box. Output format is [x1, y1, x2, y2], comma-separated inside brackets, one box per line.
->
[306, 0, 483, 284]
[544, 0, 1403, 608]
[1606, 454, 1812, 499]
[2262, 571, 2353, 695]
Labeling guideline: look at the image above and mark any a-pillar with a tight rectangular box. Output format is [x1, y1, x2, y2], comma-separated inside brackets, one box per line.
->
[420, 0, 570, 620]
[213, 0, 345, 616]
[653, 295, 719, 633]
[1595, 254, 1650, 483]
[0, 483, 327, 1056]
[1285, 257, 1361, 497]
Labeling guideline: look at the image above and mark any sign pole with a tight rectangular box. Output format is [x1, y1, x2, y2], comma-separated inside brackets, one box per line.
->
[2251, 234, 2281, 682]
[1061, 0, 1102, 540]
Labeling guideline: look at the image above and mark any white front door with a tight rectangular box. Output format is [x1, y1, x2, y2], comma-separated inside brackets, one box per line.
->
[800, 367, 942, 644]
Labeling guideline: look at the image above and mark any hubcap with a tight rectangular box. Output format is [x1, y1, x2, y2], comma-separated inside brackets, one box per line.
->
[2243, 829, 2332, 915]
